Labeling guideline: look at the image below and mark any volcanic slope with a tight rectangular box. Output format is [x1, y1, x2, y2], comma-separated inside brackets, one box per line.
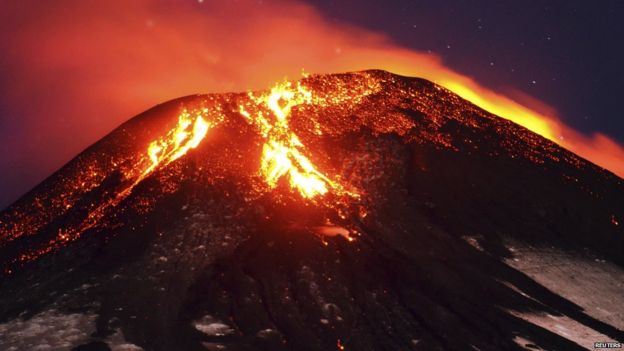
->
[0, 70, 623, 351]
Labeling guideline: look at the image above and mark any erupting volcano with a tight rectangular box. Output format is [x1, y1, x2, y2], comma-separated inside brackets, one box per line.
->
[0, 71, 623, 350]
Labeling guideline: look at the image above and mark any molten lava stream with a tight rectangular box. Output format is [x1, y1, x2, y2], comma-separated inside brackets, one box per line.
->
[239, 80, 359, 201]
[11, 108, 215, 268]
[8, 76, 375, 270]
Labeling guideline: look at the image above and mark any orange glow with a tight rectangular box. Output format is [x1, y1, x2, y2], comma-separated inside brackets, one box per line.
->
[144, 109, 211, 177]
[5, 107, 216, 266]
[1, 0, 623, 215]
[320, 53, 623, 176]
[240, 81, 359, 199]
[3, 72, 383, 267]
[2, 0, 623, 272]
[440, 81, 558, 141]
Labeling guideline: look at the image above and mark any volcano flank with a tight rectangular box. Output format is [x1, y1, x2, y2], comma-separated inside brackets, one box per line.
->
[0, 70, 623, 350]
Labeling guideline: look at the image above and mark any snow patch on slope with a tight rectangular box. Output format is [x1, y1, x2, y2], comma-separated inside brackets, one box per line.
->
[193, 315, 234, 336]
[0, 309, 144, 351]
[0, 309, 95, 350]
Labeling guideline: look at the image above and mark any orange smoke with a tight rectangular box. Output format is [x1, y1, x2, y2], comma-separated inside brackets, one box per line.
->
[0, 0, 621, 210]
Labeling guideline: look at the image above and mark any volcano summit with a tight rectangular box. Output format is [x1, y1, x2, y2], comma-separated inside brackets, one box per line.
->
[0, 71, 623, 350]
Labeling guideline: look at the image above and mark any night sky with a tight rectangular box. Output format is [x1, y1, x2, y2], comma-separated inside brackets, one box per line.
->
[1, 0, 623, 209]
[309, 0, 624, 141]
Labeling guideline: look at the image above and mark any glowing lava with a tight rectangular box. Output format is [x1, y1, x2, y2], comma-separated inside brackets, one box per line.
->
[3, 76, 372, 269]
[3, 0, 624, 193]
[5, 69, 621, 275]
[10, 107, 216, 267]
[143, 108, 212, 178]
[239, 81, 358, 199]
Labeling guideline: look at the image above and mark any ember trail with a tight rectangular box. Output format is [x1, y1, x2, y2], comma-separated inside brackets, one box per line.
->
[2, 73, 379, 268]
[1, 70, 623, 351]
[2, 70, 610, 275]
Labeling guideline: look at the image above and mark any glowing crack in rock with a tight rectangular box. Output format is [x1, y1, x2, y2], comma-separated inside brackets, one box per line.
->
[3, 73, 383, 269]
[240, 80, 359, 199]
[143, 109, 211, 178]
[11, 108, 216, 267]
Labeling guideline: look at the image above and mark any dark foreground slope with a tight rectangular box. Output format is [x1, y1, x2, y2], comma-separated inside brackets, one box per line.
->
[0, 71, 623, 351]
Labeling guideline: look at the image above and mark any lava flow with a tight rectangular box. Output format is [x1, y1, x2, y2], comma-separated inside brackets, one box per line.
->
[143, 109, 212, 178]
[2, 75, 373, 270]
[3, 70, 618, 275]
[2, 70, 623, 351]
[9, 107, 217, 267]
[239, 80, 358, 199]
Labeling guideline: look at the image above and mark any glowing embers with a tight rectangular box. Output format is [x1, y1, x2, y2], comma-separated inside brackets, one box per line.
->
[239, 81, 357, 200]
[4, 75, 378, 271]
[8, 107, 217, 269]
[144, 108, 212, 177]
[262, 139, 331, 198]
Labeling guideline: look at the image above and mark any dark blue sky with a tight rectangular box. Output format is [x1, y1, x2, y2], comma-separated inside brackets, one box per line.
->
[309, 0, 624, 142]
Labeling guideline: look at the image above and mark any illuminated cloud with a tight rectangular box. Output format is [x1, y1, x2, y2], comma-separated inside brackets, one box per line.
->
[0, 0, 621, 208]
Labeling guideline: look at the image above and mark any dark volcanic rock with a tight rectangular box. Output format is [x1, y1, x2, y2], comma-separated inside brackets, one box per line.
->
[0, 70, 623, 350]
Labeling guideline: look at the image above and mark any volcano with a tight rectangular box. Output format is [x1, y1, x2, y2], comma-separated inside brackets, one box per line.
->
[1, 70, 623, 351]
